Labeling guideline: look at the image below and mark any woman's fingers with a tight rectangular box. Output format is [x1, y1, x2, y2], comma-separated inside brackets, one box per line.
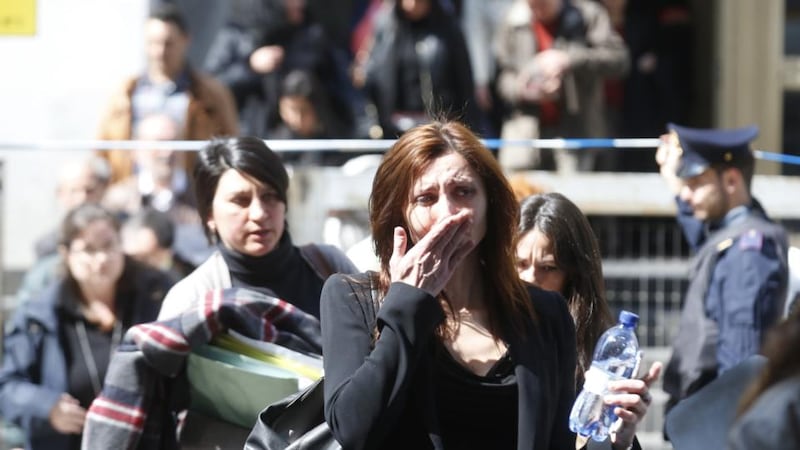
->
[440, 215, 472, 261]
[604, 360, 664, 430]
[606, 362, 664, 449]
[390, 210, 474, 294]
[642, 361, 663, 386]
[389, 227, 407, 266]
[50, 395, 87, 434]
[426, 210, 471, 253]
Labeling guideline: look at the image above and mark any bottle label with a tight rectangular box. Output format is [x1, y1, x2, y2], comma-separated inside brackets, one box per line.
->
[582, 366, 611, 395]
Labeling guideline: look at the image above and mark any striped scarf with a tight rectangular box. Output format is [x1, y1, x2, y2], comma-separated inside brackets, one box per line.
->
[81, 288, 321, 450]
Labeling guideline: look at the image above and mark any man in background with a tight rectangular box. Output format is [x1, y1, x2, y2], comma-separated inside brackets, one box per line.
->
[97, 3, 238, 184]
[656, 123, 789, 425]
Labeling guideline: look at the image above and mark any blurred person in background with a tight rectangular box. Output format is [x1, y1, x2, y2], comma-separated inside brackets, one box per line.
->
[121, 207, 196, 283]
[516, 192, 662, 450]
[361, 0, 480, 138]
[494, 0, 629, 171]
[103, 113, 195, 217]
[15, 156, 113, 314]
[506, 172, 546, 202]
[4, 155, 110, 450]
[461, 0, 515, 136]
[271, 69, 353, 140]
[103, 112, 212, 269]
[204, 0, 356, 138]
[34, 156, 111, 261]
[655, 124, 789, 425]
[600, 0, 693, 172]
[271, 69, 359, 165]
[0, 204, 173, 450]
[97, 3, 238, 184]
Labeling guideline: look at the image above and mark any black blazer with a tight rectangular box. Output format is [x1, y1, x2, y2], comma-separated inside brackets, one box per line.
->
[320, 273, 576, 450]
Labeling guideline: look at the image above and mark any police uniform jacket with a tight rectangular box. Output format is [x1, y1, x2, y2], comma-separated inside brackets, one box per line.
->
[664, 199, 788, 404]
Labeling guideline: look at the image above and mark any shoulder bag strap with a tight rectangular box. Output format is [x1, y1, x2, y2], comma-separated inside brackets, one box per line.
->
[299, 244, 336, 280]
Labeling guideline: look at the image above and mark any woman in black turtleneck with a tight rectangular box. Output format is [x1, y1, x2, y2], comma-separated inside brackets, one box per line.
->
[157, 136, 357, 320]
[157, 136, 356, 449]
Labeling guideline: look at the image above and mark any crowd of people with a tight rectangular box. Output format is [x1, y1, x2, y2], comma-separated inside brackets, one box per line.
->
[0, 1, 796, 449]
[97, 0, 693, 170]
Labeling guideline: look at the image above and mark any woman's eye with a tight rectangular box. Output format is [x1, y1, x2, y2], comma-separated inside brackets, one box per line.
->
[231, 195, 251, 207]
[261, 192, 280, 204]
[455, 186, 474, 197]
[414, 194, 434, 205]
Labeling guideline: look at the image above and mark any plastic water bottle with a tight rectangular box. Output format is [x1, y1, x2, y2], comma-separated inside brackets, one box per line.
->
[569, 310, 642, 442]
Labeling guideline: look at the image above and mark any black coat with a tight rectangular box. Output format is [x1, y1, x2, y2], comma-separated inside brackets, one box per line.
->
[204, 1, 352, 137]
[364, 4, 479, 138]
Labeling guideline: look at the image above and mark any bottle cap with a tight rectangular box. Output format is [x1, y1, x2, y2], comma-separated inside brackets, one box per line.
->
[619, 310, 639, 327]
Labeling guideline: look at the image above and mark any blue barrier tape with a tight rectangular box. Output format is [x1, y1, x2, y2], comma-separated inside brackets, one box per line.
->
[1, 138, 799, 166]
[753, 150, 800, 166]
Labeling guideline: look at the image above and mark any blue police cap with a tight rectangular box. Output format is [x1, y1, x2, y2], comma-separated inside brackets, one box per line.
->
[667, 123, 758, 179]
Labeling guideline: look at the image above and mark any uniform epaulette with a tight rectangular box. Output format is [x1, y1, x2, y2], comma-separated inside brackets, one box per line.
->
[738, 229, 764, 251]
[716, 238, 733, 252]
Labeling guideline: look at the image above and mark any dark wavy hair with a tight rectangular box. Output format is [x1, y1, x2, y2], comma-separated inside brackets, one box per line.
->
[518, 192, 614, 382]
[368, 120, 534, 336]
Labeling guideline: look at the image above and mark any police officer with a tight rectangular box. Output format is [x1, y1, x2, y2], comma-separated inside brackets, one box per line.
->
[655, 123, 789, 417]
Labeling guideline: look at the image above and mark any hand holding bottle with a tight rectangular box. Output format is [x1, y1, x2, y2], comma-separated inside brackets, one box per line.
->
[606, 361, 663, 449]
[569, 311, 642, 442]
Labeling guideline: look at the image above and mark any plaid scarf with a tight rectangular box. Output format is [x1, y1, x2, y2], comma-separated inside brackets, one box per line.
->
[81, 288, 322, 450]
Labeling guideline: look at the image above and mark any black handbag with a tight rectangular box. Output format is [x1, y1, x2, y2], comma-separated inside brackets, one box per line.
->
[244, 274, 379, 450]
[244, 377, 340, 450]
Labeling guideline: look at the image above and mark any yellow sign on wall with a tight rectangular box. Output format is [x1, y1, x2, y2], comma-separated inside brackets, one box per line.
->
[0, 0, 37, 36]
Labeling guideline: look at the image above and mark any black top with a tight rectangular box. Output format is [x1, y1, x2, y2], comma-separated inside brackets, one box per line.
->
[320, 273, 576, 450]
[60, 320, 116, 409]
[59, 317, 117, 450]
[433, 343, 518, 450]
[58, 258, 169, 409]
[219, 230, 326, 318]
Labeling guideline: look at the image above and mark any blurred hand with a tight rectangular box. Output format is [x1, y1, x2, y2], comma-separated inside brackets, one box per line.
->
[604, 361, 663, 450]
[249, 45, 285, 74]
[534, 49, 570, 81]
[49, 393, 87, 434]
[389, 210, 475, 297]
[637, 52, 658, 74]
[518, 49, 570, 102]
[518, 72, 562, 102]
[655, 132, 684, 195]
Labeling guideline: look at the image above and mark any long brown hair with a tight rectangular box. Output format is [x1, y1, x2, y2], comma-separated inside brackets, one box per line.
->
[368, 120, 534, 336]
[737, 307, 800, 415]
[518, 193, 614, 382]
